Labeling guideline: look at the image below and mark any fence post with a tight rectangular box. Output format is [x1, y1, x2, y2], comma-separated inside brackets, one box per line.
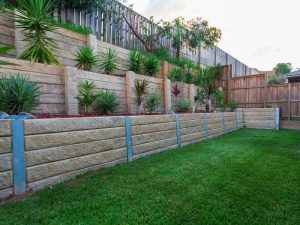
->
[175, 115, 181, 147]
[288, 83, 291, 121]
[275, 108, 280, 130]
[12, 119, 26, 196]
[125, 117, 133, 161]
[125, 71, 135, 114]
[64, 67, 79, 115]
[204, 114, 208, 139]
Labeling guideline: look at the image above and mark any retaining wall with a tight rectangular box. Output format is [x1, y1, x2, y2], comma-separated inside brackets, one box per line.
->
[243, 108, 279, 129]
[0, 108, 279, 200]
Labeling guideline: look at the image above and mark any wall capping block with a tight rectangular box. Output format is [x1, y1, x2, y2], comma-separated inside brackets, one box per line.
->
[12, 119, 26, 196]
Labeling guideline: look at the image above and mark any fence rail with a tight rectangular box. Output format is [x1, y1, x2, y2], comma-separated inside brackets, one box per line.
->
[52, 1, 256, 77]
[220, 68, 300, 120]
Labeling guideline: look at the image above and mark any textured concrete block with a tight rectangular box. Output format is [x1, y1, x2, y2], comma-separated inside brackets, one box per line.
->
[131, 122, 176, 135]
[0, 120, 11, 137]
[180, 126, 205, 136]
[133, 137, 177, 155]
[0, 137, 11, 154]
[0, 171, 13, 189]
[131, 115, 176, 125]
[0, 154, 12, 172]
[132, 130, 176, 146]
[181, 132, 206, 143]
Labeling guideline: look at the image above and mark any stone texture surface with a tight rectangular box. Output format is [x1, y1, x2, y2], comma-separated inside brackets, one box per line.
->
[0, 154, 12, 172]
[132, 130, 176, 146]
[133, 137, 177, 155]
[25, 127, 125, 151]
[0, 171, 13, 190]
[0, 120, 11, 137]
[0, 137, 11, 154]
[132, 122, 176, 135]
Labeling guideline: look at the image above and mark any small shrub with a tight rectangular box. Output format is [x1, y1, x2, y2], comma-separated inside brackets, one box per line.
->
[215, 89, 224, 108]
[99, 48, 118, 75]
[76, 81, 97, 114]
[145, 91, 161, 113]
[268, 74, 286, 85]
[0, 46, 16, 68]
[133, 79, 149, 114]
[75, 47, 99, 71]
[0, 75, 41, 114]
[154, 46, 170, 60]
[143, 54, 160, 76]
[52, 20, 92, 35]
[177, 100, 191, 113]
[227, 101, 238, 111]
[128, 50, 144, 74]
[172, 84, 181, 97]
[95, 90, 119, 115]
[169, 67, 184, 82]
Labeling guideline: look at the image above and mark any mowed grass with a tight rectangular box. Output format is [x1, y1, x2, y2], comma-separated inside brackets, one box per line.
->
[0, 129, 300, 225]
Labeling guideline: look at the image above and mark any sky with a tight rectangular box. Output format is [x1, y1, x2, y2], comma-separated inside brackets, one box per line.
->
[124, 0, 300, 71]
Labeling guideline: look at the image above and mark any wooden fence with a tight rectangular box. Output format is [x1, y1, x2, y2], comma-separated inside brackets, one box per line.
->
[52, 2, 256, 76]
[220, 68, 300, 120]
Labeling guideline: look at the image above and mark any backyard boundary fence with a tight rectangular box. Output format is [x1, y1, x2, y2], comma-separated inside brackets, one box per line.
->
[0, 108, 279, 200]
[0, 9, 257, 77]
[220, 67, 300, 120]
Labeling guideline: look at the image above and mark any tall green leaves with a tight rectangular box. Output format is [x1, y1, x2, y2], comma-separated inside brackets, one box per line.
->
[0, 75, 41, 114]
[133, 79, 149, 113]
[15, 0, 60, 66]
[99, 48, 118, 75]
[0, 46, 16, 67]
[128, 50, 144, 74]
[143, 54, 160, 76]
[75, 47, 99, 71]
[95, 91, 119, 114]
[76, 81, 98, 114]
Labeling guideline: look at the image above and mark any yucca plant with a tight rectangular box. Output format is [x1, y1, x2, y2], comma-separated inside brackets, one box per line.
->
[75, 47, 99, 71]
[95, 90, 119, 115]
[14, 0, 60, 66]
[145, 91, 161, 113]
[76, 81, 97, 114]
[0, 75, 41, 114]
[128, 50, 144, 74]
[133, 79, 149, 114]
[143, 54, 160, 76]
[99, 48, 118, 75]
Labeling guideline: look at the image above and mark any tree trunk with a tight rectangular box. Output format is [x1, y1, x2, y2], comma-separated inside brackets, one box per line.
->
[205, 98, 209, 112]
[176, 47, 180, 60]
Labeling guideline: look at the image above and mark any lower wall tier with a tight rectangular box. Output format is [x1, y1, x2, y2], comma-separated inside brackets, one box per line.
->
[0, 108, 278, 200]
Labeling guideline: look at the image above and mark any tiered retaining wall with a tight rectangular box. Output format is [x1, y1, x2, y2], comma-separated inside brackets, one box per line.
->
[243, 108, 279, 129]
[0, 108, 279, 200]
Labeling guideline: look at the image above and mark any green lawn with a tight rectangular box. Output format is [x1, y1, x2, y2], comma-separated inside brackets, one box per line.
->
[1, 129, 300, 225]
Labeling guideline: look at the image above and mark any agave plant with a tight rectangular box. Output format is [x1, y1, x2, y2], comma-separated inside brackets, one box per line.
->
[128, 50, 144, 74]
[75, 47, 99, 71]
[0, 75, 41, 114]
[76, 81, 97, 114]
[99, 48, 118, 75]
[14, 0, 60, 66]
[143, 54, 160, 76]
[95, 90, 119, 115]
[133, 79, 149, 114]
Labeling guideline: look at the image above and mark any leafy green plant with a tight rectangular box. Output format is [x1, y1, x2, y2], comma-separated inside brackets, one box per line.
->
[133, 79, 149, 114]
[0, 46, 16, 68]
[177, 100, 191, 113]
[274, 63, 292, 75]
[145, 91, 161, 113]
[215, 89, 224, 108]
[184, 62, 194, 84]
[128, 50, 144, 74]
[99, 48, 118, 75]
[143, 54, 160, 76]
[227, 101, 238, 111]
[0, 75, 41, 114]
[75, 47, 99, 71]
[52, 20, 92, 35]
[268, 74, 286, 85]
[169, 67, 184, 82]
[14, 0, 60, 66]
[195, 64, 222, 112]
[95, 90, 119, 115]
[76, 81, 97, 114]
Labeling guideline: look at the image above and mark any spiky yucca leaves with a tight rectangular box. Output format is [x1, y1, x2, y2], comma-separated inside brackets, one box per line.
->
[14, 0, 60, 66]
[95, 90, 119, 115]
[99, 48, 118, 75]
[75, 47, 99, 71]
[76, 81, 97, 114]
[143, 54, 160, 76]
[177, 100, 191, 113]
[133, 79, 149, 114]
[0, 75, 41, 114]
[128, 50, 144, 74]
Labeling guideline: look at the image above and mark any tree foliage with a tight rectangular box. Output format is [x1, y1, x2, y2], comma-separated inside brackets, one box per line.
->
[274, 63, 292, 75]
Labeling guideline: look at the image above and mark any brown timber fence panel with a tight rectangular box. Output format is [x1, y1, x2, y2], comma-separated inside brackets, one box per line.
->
[223, 73, 300, 119]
